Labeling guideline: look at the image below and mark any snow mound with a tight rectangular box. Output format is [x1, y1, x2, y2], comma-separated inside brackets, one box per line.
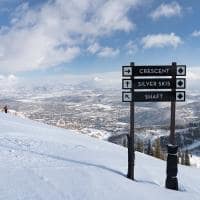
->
[0, 113, 199, 200]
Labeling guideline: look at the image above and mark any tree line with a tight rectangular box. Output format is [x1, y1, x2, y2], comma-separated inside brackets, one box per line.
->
[135, 138, 191, 166]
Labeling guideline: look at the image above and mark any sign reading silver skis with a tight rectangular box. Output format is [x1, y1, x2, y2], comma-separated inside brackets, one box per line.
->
[122, 65, 186, 76]
[122, 78, 186, 90]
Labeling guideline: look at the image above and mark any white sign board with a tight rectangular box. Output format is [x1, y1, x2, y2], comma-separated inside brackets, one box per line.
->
[122, 92, 132, 102]
[122, 66, 132, 76]
[176, 79, 185, 89]
[176, 66, 186, 76]
[122, 79, 132, 89]
[176, 91, 185, 101]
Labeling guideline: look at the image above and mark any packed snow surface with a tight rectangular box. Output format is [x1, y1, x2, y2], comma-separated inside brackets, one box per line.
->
[0, 113, 199, 200]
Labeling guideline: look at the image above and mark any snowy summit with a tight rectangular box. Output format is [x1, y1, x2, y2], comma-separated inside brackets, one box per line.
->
[0, 113, 199, 200]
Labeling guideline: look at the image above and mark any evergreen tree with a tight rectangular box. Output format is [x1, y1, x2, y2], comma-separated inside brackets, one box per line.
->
[184, 150, 190, 166]
[147, 140, 153, 156]
[123, 138, 127, 147]
[181, 151, 185, 165]
[135, 140, 139, 151]
[140, 140, 144, 153]
[136, 140, 144, 153]
[154, 138, 161, 159]
[160, 150, 165, 160]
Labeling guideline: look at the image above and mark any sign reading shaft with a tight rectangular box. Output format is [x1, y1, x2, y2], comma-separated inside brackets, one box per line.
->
[122, 91, 185, 102]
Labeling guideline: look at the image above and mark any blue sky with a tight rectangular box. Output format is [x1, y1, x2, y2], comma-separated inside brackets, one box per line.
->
[0, 0, 200, 78]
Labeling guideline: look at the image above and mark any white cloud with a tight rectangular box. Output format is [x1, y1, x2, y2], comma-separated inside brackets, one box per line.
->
[8, 74, 17, 81]
[0, 0, 141, 73]
[52, 71, 121, 89]
[97, 47, 119, 58]
[125, 41, 138, 55]
[187, 67, 200, 91]
[0, 74, 18, 89]
[187, 67, 200, 81]
[191, 30, 200, 37]
[87, 43, 101, 54]
[141, 33, 182, 49]
[150, 2, 182, 20]
[87, 42, 119, 58]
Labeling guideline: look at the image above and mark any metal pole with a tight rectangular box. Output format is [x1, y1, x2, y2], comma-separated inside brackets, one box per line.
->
[166, 62, 178, 190]
[127, 62, 135, 180]
[170, 62, 176, 145]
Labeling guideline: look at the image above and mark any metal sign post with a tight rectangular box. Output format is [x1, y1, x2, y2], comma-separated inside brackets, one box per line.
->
[127, 62, 135, 180]
[165, 62, 178, 190]
[170, 62, 177, 145]
[122, 62, 186, 189]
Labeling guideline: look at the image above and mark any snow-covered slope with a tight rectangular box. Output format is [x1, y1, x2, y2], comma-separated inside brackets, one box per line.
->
[0, 113, 199, 200]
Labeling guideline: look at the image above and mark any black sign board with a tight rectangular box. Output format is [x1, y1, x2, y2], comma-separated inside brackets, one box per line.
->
[122, 91, 185, 102]
[134, 91, 174, 102]
[122, 65, 186, 77]
[122, 78, 185, 89]
[133, 65, 173, 76]
[130, 78, 185, 89]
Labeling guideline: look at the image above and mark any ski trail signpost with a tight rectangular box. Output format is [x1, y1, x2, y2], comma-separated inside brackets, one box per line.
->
[122, 62, 186, 190]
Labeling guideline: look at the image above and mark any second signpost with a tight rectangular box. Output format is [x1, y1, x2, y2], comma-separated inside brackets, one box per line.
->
[122, 62, 186, 190]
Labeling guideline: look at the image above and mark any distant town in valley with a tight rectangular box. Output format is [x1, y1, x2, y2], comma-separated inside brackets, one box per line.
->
[1, 82, 200, 165]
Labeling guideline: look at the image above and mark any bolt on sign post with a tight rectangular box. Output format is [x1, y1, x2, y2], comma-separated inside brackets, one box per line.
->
[122, 62, 186, 188]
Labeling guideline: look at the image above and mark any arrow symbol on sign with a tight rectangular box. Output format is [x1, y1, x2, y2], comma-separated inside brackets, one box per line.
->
[178, 80, 183, 87]
[126, 81, 129, 88]
[125, 69, 130, 74]
[125, 94, 130, 99]
[177, 93, 183, 99]
[178, 68, 183, 74]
